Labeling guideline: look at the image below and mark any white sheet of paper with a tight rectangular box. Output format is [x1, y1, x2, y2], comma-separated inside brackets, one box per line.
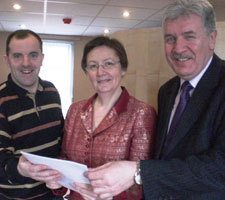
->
[21, 151, 90, 191]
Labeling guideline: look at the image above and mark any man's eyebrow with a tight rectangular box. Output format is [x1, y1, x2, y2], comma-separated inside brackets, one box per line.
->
[164, 33, 174, 38]
[182, 30, 196, 35]
[29, 51, 39, 54]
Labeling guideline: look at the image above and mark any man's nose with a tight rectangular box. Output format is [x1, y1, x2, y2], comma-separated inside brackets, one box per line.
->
[22, 55, 30, 66]
[173, 37, 186, 53]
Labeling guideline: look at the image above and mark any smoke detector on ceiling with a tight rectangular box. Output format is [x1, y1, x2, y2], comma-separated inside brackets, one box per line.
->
[63, 18, 72, 24]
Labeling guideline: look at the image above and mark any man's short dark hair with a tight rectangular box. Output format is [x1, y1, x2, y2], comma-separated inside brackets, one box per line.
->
[6, 29, 43, 56]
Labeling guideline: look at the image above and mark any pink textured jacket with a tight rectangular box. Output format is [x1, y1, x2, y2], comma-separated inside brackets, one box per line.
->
[61, 87, 156, 199]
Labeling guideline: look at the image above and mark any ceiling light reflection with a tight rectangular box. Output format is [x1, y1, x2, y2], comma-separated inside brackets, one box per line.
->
[13, 3, 21, 10]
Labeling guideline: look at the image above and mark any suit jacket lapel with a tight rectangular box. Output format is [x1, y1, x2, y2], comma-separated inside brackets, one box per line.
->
[165, 54, 220, 156]
[155, 78, 180, 158]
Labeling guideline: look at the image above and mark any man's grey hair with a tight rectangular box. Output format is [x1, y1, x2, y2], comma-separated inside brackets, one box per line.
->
[163, 0, 216, 35]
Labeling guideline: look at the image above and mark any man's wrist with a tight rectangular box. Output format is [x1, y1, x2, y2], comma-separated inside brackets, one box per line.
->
[52, 187, 67, 196]
[134, 160, 142, 185]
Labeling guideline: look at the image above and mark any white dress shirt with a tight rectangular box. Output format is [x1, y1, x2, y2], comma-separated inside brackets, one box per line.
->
[167, 56, 213, 132]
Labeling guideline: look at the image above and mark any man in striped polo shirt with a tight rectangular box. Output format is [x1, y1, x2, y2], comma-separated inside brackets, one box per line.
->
[0, 29, 64, 199]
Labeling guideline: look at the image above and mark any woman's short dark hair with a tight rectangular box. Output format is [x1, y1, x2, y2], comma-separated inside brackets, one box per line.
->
[81, 36, 128, 73]
[6, 29, 43, 56]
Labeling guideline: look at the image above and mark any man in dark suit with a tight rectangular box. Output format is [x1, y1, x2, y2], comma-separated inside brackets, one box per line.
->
[23, 0, 225, 199]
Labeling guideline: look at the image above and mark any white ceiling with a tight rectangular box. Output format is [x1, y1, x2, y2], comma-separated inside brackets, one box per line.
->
[0, 0, 225, 36]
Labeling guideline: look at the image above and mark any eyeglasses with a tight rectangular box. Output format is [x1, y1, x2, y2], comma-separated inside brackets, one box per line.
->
[86, 60, 120, 72]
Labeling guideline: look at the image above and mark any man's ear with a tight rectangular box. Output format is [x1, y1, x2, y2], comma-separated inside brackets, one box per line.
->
[209, 30, 217, 50]
[40, 53, 44, 66]
[3, 55, 9, 66]
[41, 53, 44, 61]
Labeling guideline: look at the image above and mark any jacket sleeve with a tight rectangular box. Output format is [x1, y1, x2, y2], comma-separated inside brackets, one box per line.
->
[117, 103, 157, 200]
[129, 104, 157, 160]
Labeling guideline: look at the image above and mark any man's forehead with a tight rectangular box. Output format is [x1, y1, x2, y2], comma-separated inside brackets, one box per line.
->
[164, 15, 203, 32]
[9, 36, 41, 52]
[165, 14, 202, 26]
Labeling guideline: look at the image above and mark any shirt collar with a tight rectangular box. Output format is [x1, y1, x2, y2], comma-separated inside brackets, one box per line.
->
[8, 74, 43, 96]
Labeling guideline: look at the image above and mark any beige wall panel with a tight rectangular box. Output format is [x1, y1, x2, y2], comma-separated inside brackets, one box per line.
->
[215, 22, 225, 60]
[113, 30, 138, 75]
[135, 74, 159, 108]
[121, 73, 136, 97]
[73, 37, 95, 102]
[0, 32, 10, 83]
[143, 28, 163, 76]
[112, 28, 168, 109]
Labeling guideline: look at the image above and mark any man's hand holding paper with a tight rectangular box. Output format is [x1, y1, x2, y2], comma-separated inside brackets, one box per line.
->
[20, 152, 90, 192]
[18, 155, 62, 188]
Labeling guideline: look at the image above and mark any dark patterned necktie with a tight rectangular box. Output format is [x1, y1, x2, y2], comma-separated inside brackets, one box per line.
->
[162, 81, 193, 156]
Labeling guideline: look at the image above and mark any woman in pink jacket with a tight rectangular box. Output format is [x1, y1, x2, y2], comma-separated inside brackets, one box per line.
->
[20, 36, 157, 200]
